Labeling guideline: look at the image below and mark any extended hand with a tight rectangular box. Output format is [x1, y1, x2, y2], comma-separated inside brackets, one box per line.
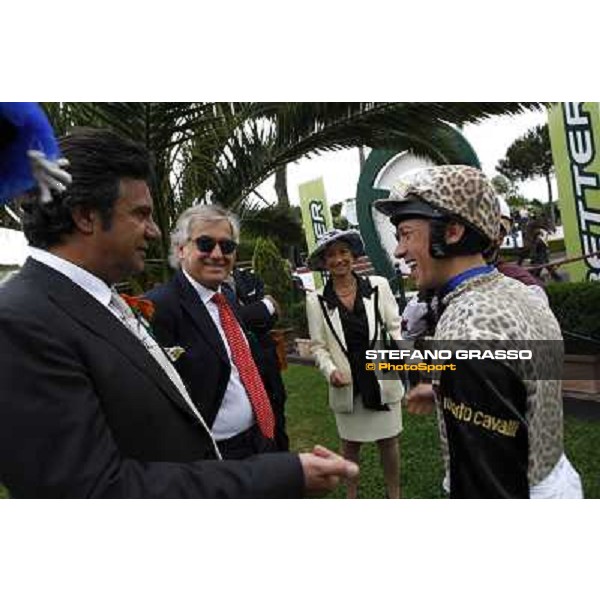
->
[406, 383, 436, 415]
[330, 370, 350, 387]
[299, 445, 359, 496]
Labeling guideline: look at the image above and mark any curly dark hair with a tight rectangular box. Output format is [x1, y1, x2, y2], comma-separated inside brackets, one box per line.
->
[21, 127, 153, 249]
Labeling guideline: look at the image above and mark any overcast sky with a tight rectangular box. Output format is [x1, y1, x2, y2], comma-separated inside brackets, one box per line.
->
[255, 108, 553, 208]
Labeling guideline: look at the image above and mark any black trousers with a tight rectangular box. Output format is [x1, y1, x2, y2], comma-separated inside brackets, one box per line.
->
[216, 424, 276, 460]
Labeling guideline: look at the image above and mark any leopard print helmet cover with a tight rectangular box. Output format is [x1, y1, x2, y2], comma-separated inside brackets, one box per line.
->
[374, 165, 501, 243]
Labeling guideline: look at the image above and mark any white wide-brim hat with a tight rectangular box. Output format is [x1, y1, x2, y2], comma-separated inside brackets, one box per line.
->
[307, 229, 365, 271]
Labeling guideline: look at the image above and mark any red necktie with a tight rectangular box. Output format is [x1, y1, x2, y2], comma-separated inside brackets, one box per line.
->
[212, 292, 275, 440]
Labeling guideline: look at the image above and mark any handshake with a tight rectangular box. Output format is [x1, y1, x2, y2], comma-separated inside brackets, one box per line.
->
[299, 445, 359, 496]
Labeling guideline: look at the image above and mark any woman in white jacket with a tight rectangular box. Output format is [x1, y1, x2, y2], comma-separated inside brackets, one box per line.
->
[305, 229, 404, 498]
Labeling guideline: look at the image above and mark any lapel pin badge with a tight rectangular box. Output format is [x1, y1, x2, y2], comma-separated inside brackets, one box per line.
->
[164, 346, 186, 363]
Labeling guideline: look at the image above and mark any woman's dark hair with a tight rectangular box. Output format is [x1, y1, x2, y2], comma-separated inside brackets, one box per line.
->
[21, 127, 153, 249]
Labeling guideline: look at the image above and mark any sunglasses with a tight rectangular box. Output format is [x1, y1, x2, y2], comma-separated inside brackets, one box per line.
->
[194, 235, 238, 255]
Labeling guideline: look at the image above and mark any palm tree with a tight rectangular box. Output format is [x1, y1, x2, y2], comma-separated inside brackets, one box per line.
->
[207, 103, 547, 210]
[42, 102, 546, 274]
[44, 102, 245, 269]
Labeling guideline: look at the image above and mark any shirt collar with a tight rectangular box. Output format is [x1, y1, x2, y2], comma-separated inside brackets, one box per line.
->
[29, 247, 113, 307]
[181, 268, 222, 304]
[439, 265, 497, 303]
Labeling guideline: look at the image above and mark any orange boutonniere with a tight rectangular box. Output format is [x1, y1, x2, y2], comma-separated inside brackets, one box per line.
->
[120, 294, 155, 321]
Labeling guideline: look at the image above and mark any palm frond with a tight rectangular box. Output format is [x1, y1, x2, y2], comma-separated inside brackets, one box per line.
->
[41, 101, 548, 271]
[209, 103, 545, 205]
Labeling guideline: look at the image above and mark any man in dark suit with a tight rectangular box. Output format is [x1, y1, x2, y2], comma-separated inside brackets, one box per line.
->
[146, 205, 285, 458]
[0, 127, 358, 498]
[226, 267, 290, 451]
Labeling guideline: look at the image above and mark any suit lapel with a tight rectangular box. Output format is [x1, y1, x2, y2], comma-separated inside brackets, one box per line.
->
[174, 271, 229, 364]
[324, 294, 377, 350]
[328, 307, 345, 346]
[24, 260, 199, 420]
[364, 287, 378, 345]
[355, 275, 379, 346]
[318, 293, 348, 355]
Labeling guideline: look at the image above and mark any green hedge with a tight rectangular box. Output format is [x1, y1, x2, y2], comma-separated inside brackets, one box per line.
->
[283, 298, 309, 338]
[253, 237, 293, 307]
[547, 281, 600, 354]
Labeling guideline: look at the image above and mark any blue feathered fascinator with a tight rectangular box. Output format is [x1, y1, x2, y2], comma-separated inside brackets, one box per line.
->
[0, 102, 60, 205]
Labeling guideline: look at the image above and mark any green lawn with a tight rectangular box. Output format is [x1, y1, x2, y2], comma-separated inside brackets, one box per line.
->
[283, 363, 600, 499]
[1, 363, 598, 499]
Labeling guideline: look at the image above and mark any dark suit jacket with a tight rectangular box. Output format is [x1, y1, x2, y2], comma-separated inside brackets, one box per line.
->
[145, 270, 274, 429]
[222, 278, 289, 452]
[0, 259, 303, 498]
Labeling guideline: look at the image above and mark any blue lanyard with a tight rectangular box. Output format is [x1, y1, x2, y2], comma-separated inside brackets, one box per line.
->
[439, 265, 495, 298]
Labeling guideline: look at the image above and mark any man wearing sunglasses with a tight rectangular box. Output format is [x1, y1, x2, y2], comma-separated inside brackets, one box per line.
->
[146, 204, 283, 460]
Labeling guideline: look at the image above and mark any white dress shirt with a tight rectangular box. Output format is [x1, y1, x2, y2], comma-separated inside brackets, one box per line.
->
[30, 247, 115, 313]
[182, 269, 255, 440]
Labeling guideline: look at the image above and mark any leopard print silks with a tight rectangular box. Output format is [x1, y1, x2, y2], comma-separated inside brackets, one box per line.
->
[433, 270, 564, 487]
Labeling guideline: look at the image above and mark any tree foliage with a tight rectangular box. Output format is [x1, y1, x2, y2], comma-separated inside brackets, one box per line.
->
[497, 124, 554, 198]
[241, 205, 303, 253]
[497, 122, 557, 228]
[252, 237, 293, 307]
[40, 102, 546, 274]
[490, 174, 514, 197]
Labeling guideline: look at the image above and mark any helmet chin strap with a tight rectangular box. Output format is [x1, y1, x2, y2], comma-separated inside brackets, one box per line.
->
[429, 219, 456, 258]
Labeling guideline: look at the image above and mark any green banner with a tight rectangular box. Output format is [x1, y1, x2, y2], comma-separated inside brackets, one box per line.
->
[548, 103, 600, 282]
[299, 178, 333, 289]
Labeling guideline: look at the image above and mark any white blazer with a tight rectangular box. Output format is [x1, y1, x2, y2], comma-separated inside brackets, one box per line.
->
[306, 275, 405, 413]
